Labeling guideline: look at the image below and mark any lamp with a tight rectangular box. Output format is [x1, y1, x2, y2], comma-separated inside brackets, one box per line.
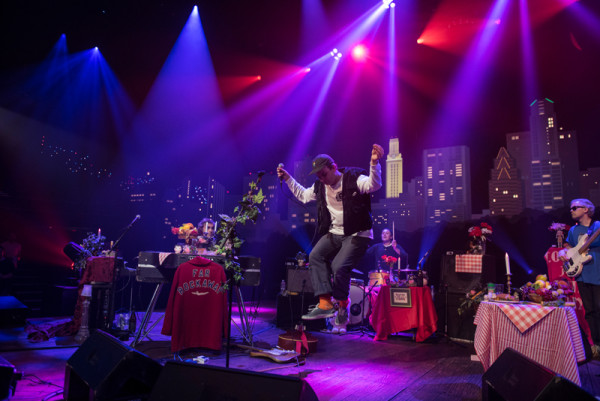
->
[63, 242, 86, 263]
[75, 285, 93, 344]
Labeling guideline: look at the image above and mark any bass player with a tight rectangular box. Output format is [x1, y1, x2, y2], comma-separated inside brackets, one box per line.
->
[559, 198, 600, 358]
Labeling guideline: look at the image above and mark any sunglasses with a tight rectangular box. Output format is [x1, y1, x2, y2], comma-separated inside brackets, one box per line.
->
[570, 206, 586, 211]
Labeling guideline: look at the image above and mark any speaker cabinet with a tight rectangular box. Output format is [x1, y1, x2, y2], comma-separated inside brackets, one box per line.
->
[0, 355, 17, 400]
[287, 268, 314, 293]
[64, 330, 162, 401]
[276, 293, 325, 331]
[0, 295, 29, 326]
[482, 348, 595, 401]
[149, 360, 318, 401]
[435, 290, 476, 341]
[441, 254, 497, 293]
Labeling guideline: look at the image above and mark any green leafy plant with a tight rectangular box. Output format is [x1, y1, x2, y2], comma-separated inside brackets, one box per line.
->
[82, 233, 106, 256]
[71, 233, 106, 271]
[457, 288, 484, 316]
[214, 174, 265, 288]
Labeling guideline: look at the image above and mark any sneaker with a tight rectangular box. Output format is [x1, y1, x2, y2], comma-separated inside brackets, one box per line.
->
[335, 305, 348, 326]
[302, 305, 335, 320]
[592, 344, 600, 360]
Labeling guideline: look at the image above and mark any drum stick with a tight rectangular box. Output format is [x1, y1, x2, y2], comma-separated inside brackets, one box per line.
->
[392, 222, 395, 240]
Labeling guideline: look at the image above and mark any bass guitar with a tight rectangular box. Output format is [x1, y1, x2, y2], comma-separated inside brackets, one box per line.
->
[563, 227, 600, 278]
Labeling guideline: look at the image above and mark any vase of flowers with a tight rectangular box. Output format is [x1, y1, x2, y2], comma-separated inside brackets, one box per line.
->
[170, 223, 199, 246]
[548, 222, 570, 248]
[467, 222, 492, 255]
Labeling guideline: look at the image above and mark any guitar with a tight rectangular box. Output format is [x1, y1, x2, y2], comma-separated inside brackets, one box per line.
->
[563, 227, 600, 278]
[235, 344, 302, 363]
[277, 326, 318, 355]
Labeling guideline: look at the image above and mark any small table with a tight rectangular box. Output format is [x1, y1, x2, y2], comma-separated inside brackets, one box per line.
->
[474, 301, 585, 385]
[369, 285, 437, 342]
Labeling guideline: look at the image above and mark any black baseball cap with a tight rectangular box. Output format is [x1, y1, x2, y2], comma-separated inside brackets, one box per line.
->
[310, 154, 335, 175]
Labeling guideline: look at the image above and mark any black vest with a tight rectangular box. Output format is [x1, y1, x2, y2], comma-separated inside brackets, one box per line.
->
[313, 167, 373, 236]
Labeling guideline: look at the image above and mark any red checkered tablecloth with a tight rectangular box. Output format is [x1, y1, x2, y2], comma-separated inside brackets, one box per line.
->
[496, 303, 554, 333]
[455, 254, 483, 273]
[474, 301, 585, 385]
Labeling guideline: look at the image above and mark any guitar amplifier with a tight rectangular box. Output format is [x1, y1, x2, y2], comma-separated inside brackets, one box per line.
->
[440, 254, 497, 292]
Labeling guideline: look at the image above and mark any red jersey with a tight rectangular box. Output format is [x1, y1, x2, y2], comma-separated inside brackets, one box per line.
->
[161, 256, 228, 352]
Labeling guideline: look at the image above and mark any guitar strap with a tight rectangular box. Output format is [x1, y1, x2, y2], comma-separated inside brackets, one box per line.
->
[587, 221, 598, 237]
[294, 330, 310, 355]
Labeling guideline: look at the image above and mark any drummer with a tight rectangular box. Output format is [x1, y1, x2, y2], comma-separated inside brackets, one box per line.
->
[365, 228, 408, 275]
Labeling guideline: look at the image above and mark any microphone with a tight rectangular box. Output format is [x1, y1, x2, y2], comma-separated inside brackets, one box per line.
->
[278, 163, 284, 183]
[128, 214, 141, 228]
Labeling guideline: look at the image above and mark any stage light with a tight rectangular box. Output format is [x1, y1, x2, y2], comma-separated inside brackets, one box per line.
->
[382, 0, 393, 7]
[330, 48, 342, 60]
[390, 2, 396, 8]
[256, 75, 262, 81]
[351, 44, 368, 62]
[304, 67, 311, 73]
[416, 37, 424, 44]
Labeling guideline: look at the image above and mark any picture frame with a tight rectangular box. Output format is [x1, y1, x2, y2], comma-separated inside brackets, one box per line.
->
[390, 287, 412, 308]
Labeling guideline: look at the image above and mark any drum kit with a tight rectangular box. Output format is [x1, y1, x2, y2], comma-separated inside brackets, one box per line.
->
[331, 267, 418, 327]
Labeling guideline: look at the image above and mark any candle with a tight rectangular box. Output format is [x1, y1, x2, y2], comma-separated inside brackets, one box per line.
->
[505, 252, 511, 275]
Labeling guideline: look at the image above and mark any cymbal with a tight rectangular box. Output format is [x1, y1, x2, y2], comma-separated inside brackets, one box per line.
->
[399, 269, 418, 272]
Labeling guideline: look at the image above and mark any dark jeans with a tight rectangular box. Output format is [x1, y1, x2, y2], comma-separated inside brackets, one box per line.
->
[578, 281, 600, 344]
[309, 233, 370, 301]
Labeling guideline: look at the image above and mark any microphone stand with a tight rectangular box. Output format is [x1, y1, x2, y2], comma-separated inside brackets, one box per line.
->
[110, 219, 138, 254]
[105, 217, 139, 336]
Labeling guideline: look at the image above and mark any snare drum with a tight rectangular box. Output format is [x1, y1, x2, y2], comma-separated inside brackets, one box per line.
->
[368, 270, 390, 287]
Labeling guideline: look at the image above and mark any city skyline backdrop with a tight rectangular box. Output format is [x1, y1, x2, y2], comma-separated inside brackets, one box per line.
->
[1, 1, 600, 273]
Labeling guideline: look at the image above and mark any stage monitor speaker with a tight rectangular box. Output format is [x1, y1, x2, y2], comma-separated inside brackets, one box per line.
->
[148, 360, 319, 401]
[0, 355, 17, 400]
[64, 330, 162, 401]
[482, 347, 595, 401]
[0, 295, 29, 326]
[287, 267, 314, 293]
[441, 254, 497, 292]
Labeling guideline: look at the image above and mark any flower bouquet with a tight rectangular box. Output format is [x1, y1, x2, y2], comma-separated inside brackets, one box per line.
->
[467, 222, 492, 254]
[381, 255, 398, 268]
[548, 222, 570, 248]
[381, 255, 399, 285]
[171, 223, 199, 244]
[458, 287, 485, 316]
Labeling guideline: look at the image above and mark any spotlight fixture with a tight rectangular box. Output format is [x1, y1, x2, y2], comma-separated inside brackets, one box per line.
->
[383, 0, 394, 8]
[330, 48, 342, 60]
[351, 44, 368, 62]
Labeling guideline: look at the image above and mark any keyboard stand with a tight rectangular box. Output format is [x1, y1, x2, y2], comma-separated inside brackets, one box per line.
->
[131, 282, 163, 348]
[130, 281, 256, 348]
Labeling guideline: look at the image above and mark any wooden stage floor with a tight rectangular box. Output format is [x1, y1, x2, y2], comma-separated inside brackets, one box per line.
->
[2, 301, 599, 401]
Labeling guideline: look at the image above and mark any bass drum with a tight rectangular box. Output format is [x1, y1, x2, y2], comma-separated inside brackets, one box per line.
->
[329, 283, 370, 326]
